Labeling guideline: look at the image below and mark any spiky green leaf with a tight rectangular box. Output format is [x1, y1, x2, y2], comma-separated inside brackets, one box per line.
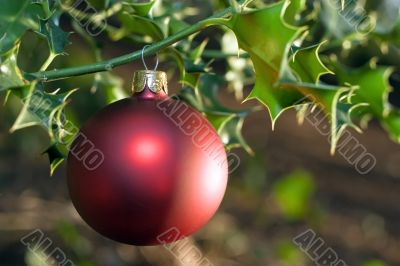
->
[0, 0, 42, 55]
[38, 17, 71, 55]
[123, 0, 157, 17]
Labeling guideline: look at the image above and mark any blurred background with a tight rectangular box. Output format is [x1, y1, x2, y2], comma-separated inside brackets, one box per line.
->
[1, 0, 400, 265]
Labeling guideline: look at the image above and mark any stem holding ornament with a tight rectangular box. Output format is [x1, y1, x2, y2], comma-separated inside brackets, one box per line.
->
[26, 8, 233, 82]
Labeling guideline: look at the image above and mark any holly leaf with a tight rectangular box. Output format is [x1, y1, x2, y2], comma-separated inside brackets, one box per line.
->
[0, 50, 27, 91]
[289, 42, 333, 83]
[182, 40, 211, 88]
[38, 17, 71, 55]
[122, 0, 157, 17]
[229, 0, 257, 12]
[278, 37, 359, 153]
[198, 74, 233, 113]
[222, 1, 304, 125]
[179, 74, 254, 154]
[168, 17, 191, 36]
[335, 62, 393, 118]
[93, 72, 128, 104]
[284, 0, 306, 25]
[218, 114, 253, 154]
[43, 143, 65, 176]
[219, 1, 363, 153]
[0, 0, 42, 55]
[171, 38, 211, 89]
[334, 62, 399, 142]
[110, 12, 164, 41]
[189, 38, 209, 63]
[10, 83, 77, 134]
[299, 87, 362, 154]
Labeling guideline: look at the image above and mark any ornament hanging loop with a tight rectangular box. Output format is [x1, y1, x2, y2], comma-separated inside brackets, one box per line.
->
[141, 45, 159, 71]
[133, 45, 166, 95]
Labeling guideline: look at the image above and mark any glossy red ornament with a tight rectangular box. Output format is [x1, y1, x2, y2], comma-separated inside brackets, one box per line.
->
[67, 70, 228, 246]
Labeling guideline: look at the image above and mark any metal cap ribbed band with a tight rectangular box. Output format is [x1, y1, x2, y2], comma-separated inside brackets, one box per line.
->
[132, 70, 168, 94]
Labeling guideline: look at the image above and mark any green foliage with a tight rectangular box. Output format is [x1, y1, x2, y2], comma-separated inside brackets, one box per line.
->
[44, 143, 65, 175]
[225, 2, 304, 123]
[0, 50, 27, 91]
[276, 241, 307, 264]
[284, 0, 306, 25]
[289, 43, 333, 83]
[10, 83, 76, 133]
[362, 260, 388, 266]
[272, 170, 315, 220]
[0, 0, 42, 55]
[123, 0, 158, 17]
[0, 0, 399, 173]
[39, 17, 71, 55]
[112, 12, 164, 41]
[178, 74, 253, 154]
[334, 63, 397, 140]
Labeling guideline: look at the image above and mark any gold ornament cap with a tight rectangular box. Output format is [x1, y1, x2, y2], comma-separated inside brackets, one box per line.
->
[132, 70, 168, 94]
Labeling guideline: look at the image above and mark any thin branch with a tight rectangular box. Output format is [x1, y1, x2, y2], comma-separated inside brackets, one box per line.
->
[27, 8, 233, 82]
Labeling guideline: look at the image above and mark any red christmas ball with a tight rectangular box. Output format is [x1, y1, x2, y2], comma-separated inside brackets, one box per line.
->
[67, 71, 228, 245]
